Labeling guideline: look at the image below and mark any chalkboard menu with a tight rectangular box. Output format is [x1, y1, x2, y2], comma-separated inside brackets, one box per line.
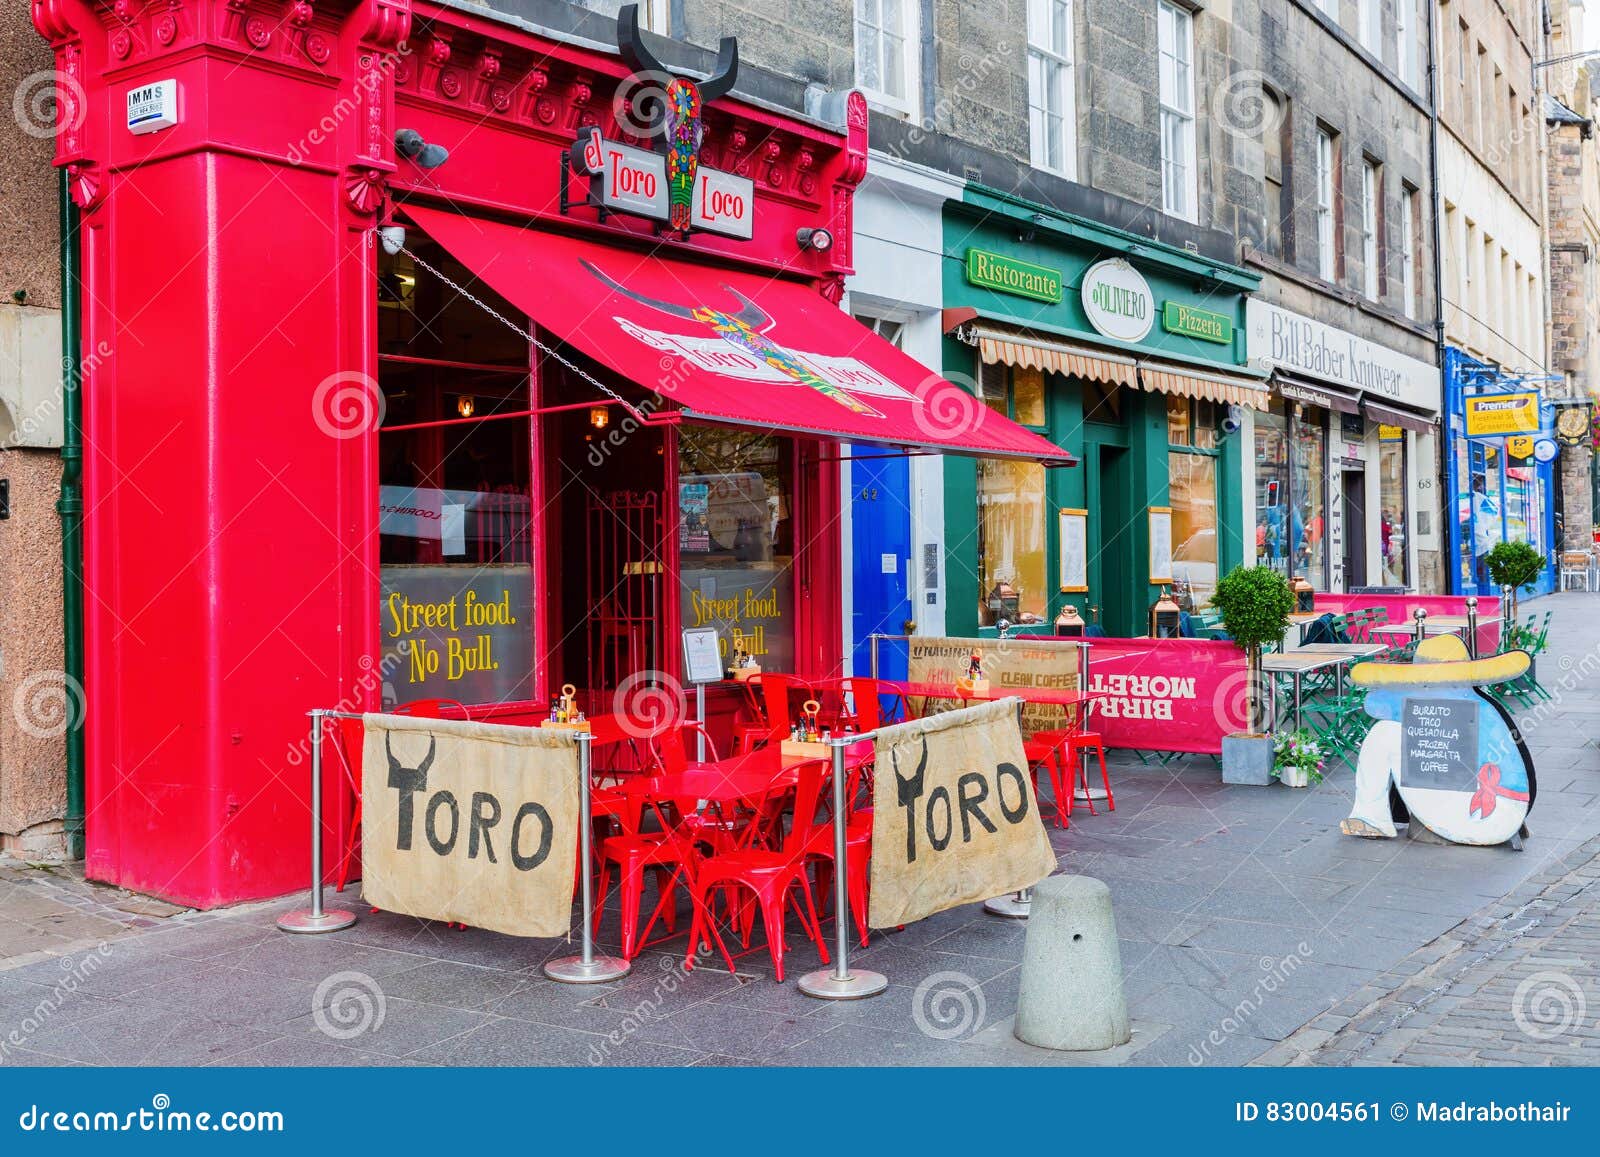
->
[1401, 697, 1479, 791]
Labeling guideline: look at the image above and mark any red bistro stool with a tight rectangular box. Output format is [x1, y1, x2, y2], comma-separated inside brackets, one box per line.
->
[1061, 730, 1113, 815]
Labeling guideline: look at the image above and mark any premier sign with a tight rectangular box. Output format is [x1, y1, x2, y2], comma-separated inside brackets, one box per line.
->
[569, 127, 754, 240]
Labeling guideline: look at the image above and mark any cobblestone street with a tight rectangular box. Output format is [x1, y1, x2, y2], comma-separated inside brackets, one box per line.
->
[2, 594, 1598, 1067]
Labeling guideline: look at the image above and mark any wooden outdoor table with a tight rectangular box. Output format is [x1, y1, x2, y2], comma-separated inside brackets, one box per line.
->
[1260, 651, 1348, 732]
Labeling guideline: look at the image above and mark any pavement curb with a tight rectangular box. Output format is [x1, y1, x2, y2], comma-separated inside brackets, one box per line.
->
[1253, 831, 1600, 1066]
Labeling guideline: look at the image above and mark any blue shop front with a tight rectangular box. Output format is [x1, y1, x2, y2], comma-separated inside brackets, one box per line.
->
[1443, 347, 1558, 598]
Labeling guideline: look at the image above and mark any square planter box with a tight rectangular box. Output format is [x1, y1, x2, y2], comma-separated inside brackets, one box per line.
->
[1221, 733, 1274, 786]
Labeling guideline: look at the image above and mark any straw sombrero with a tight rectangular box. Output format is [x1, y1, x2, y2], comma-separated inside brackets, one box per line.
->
[1349, 634, 1529, 688]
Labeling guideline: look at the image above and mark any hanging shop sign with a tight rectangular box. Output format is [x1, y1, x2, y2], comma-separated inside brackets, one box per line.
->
[1555, 403, 1592, 447]
[1533, 438, 1559, 464]
[1463, 390, 1541, 438]
[965, 249, 1064, 304]
[1161, 301, 1232, 344]
[1378, 424, 1404, 442]
[1245, 300, 1439, 413]
[1506, 434, 1535, 460]
[568, 127, 754, 240]
[1081, 259, 1154, 343]
[563, 7, 750, 238]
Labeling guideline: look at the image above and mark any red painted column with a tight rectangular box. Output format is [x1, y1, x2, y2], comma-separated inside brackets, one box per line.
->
[34, 0, 406, 905]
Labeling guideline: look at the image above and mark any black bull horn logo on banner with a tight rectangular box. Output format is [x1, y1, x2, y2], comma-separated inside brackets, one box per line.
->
[383, 732, 554, 871]
[889, 736, 1034, 863]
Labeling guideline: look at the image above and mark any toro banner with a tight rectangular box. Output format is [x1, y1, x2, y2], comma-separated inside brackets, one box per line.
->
[906, 635, 1079, 737]
[868, 699, 1055, 928]
[360, 714, 581, 937]
[1080, 639, 1248, 754]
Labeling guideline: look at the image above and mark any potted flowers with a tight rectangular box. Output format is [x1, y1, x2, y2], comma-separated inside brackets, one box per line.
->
[1211, 565, 1295, 785]
[1272, 729, 1326, 788]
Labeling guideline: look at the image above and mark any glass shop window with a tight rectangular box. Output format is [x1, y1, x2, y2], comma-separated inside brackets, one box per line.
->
[1254, 403, 1292, 577]
[977, 458, 1049, 627]
[677, 425, 796, 674]
[1291, 406, 1329, 590]
[1168, 396, 1220, 612]
[376, 238, 534, 708]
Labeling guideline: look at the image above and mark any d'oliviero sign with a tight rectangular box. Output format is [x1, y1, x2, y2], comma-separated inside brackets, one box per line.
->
[564, 4, 755, 239]
[1081, 258, 1154, 343]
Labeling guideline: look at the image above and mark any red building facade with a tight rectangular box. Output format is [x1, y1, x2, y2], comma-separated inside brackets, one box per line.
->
[33, 0, 1060, 906]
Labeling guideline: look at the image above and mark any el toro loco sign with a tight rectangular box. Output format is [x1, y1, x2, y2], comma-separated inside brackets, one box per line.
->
[566, 8, 754, 240]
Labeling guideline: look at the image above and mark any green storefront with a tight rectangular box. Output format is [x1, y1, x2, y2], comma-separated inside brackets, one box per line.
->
[943, 188, 1263, 638]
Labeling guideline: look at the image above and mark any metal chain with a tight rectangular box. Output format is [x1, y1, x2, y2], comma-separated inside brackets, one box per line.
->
[397, 240, 637, 413]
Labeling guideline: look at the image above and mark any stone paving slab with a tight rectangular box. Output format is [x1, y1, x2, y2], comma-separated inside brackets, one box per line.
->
[1, 592, 1597, 1067]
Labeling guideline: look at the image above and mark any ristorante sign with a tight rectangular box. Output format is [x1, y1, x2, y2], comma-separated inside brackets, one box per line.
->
[565, 4, 754, 239]
[1246, 299, 1440, 413]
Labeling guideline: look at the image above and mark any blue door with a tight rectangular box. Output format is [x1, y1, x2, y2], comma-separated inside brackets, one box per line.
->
[850, 447, 913, 679]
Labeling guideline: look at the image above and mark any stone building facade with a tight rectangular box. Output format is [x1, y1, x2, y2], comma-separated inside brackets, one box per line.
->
[0, 0, 68, 857]
[1544, 2, 1597, 553]
[1232, 0, 1443, 596]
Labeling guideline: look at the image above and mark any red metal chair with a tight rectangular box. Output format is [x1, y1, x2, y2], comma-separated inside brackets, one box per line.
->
[731, 674, 769, 754]
[681, 752, 833, 983]
[1021, 733, 1073, 828]
[1047, 699, 1113, 816]
[592, 721, 720, 958]
[335, 698, 467, 892]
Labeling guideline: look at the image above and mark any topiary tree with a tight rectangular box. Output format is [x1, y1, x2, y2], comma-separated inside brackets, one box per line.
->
[1483, 540, 1546, 624]
[1211, 565, 1295, 735]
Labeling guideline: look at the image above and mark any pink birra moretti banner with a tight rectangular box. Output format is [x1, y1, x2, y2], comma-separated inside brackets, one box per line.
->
[1081, 638, 1250, 755]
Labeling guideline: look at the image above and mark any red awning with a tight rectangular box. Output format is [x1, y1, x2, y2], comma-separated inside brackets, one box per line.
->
[402, 205, 1072, 462]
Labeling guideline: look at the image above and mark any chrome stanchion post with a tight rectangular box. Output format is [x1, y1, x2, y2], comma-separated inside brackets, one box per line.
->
[278, 709, 356, 934]
[1500, 584, 1513, 641]
[1465, 595, 1479, 660]
[870, 633, 881, 680]
[545, 731, 630, 983]
[985, 697, 1032, 919]
[800, 738, 888, 1000]
[1413, 607, 1428, 648]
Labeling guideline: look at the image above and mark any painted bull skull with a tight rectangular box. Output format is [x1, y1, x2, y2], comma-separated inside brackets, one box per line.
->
[616, 3, 738, 232]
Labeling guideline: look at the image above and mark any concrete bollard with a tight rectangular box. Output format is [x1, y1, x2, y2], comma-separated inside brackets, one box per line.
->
[1014, 875, 1131, 1051]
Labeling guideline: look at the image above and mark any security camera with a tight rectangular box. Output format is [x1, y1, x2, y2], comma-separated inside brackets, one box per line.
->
[394, 128, 449, 170]
[378, 225, 406, 256]
[1220, 404, 1243, 436]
